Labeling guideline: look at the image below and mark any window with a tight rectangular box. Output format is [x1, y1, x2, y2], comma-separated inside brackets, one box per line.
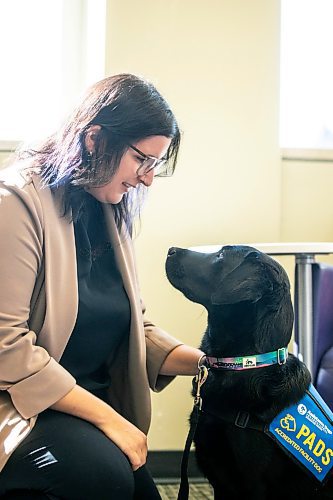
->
[280, 0, 333, 153]
[0, 0, 106, 146]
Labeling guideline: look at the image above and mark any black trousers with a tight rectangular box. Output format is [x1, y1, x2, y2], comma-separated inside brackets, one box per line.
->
[0, 410, 161, 500]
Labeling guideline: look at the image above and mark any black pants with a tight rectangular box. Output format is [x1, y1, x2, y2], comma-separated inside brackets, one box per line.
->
[0, 410, 161, 500]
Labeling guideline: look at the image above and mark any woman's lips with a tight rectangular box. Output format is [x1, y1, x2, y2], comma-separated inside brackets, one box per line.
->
[122, 182, 135, 191]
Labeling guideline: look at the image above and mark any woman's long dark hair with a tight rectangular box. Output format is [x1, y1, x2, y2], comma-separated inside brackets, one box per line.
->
[20, 74, 180, 233]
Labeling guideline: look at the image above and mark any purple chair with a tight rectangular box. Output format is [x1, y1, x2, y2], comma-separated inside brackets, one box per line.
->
[295, 262, 333, 410]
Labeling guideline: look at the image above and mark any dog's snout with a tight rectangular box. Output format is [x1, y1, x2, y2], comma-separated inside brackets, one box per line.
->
[168, 247, 177, 256]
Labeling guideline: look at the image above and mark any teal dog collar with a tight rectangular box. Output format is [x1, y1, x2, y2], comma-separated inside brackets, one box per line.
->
[205, 347, 288, 370]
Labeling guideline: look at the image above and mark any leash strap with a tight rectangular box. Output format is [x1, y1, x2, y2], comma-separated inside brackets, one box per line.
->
[177, 366, 208, 500]
[177, 405, 200, 500]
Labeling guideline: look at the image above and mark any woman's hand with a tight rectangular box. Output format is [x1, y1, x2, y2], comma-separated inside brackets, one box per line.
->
[51, 384, 147, 470]
[98, 412, 147, 471]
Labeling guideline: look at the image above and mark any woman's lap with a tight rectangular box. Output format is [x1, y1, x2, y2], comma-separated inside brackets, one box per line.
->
[0, 410, 160, 500]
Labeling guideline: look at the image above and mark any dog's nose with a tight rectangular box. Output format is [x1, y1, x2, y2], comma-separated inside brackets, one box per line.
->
[168, 247, 177, 256]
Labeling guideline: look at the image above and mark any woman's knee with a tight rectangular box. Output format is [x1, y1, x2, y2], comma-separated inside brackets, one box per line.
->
[86, 453, 135, 499]
[51, 444, 135, 499]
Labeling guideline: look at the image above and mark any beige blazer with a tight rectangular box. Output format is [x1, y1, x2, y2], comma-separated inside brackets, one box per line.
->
[0, 167, 182, 472]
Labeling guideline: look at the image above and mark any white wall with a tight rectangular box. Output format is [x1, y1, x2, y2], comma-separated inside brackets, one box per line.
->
[282, 160, 333, 244]
[0, 152, 11, 167]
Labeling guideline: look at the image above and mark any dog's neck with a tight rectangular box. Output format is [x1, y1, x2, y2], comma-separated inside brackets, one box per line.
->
[199, 315, 309, 419]
[203, 302, 292, 359]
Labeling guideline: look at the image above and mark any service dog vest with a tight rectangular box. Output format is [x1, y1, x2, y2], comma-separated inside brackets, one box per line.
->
[267, 384, 333, 483]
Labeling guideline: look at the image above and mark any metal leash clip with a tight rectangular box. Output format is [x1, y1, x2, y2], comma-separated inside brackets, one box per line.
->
[194, 365, 209, 410]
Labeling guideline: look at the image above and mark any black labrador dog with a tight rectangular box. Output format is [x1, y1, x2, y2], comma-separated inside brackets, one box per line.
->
[166, 245, 333, 500]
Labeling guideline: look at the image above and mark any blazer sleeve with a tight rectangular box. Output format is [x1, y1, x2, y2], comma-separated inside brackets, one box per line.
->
[144, 314, 183, 392]
[0, 180, 76, 419]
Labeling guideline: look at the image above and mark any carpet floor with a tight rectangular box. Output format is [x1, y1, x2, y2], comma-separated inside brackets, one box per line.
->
[156, 480, 213, 499]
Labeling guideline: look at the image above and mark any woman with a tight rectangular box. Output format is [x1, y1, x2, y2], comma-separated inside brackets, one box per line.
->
[0, 74, 205, 499]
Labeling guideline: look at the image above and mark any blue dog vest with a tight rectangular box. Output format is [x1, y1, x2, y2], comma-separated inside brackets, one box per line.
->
[268, 384, 333, 483]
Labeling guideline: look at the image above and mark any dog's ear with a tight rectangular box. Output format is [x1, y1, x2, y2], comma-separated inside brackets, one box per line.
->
[211, 253, 273, 305]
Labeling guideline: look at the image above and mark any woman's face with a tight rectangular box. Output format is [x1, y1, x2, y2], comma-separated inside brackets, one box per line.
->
[86, 135, 172, 204]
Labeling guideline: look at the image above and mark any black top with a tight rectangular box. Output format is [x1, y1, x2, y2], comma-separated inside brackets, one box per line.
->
[60, 195, 131, 398]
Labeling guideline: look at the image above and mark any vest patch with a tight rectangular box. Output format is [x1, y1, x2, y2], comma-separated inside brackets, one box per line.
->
[267, 385, 333, 483]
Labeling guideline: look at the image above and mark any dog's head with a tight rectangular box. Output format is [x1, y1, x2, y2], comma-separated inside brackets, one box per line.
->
[166, 245, 294, 354]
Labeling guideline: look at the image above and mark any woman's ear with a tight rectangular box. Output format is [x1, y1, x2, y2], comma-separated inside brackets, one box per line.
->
[84, 125, 101, 152]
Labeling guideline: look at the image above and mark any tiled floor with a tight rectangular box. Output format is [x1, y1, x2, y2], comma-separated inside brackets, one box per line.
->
[157, 481, 213, 499]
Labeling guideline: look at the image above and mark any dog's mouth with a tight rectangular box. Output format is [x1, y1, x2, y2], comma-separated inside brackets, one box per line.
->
[166, 259, 196, 302]
[165, 248, 185, 283]
[166, 247, 208, 304]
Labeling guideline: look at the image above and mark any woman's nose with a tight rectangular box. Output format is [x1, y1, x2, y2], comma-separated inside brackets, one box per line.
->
[138, 169, 155, 187]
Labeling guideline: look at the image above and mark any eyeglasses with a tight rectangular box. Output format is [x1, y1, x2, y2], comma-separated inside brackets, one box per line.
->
[129, 144, 169, 177]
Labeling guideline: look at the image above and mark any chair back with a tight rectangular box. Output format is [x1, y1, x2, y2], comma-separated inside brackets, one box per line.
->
[295, 262, 333, 409]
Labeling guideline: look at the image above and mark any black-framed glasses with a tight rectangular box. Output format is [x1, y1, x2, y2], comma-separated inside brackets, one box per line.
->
[129, 144, 169, 177]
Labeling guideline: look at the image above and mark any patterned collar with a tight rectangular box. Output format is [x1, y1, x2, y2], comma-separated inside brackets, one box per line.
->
[205, 347, 288, 370]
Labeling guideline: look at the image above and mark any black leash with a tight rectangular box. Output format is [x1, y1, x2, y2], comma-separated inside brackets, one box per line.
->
[177, 364, 268, 500]
[177, 365, 208, 500]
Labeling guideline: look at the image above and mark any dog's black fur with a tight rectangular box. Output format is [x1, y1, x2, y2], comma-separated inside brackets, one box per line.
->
[166, 245, 333, 500]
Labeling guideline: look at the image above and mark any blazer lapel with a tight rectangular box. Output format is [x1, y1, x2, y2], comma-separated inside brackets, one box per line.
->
[32, 177, 78, 360]
[103, 205, 151, 432]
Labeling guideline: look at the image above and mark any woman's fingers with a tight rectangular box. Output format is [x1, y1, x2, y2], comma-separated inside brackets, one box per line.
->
[121, 432, 147, 470]
[98, 414, 148, 470]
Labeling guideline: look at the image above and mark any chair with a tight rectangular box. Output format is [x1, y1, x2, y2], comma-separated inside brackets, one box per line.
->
[295, 262, 333, 410]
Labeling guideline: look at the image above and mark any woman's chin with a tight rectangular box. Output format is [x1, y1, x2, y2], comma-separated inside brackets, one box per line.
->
[85, 187, 124, 204]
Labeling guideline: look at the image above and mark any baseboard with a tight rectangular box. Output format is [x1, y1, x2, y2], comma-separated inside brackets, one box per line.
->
[147, 450, 204, 479]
